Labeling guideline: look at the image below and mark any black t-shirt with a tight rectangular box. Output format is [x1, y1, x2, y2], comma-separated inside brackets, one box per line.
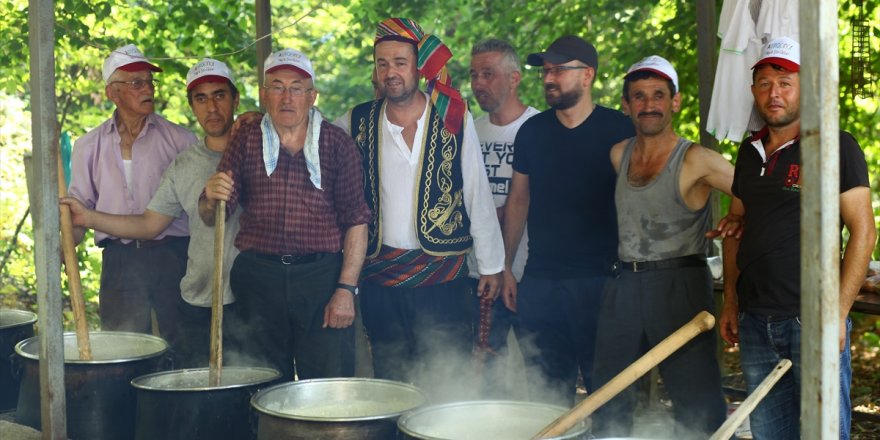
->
[732, 129, 870, 316]
[513, 106, 634, 278]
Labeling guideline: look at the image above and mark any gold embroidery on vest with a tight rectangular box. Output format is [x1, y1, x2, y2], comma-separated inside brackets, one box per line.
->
[363, 101, 382, 257]
[419, 111, 470, 245]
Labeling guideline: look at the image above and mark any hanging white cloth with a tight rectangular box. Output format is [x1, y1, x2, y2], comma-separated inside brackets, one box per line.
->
[706, 0, 799, 142]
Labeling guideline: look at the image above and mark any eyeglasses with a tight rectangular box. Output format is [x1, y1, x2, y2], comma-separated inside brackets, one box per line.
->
[263, 85, 314, 97]
[110, 78, 158, 90]
[540, 66, 588, 77]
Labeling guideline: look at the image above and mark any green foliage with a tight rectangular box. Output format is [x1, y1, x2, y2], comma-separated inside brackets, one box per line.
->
[0, 0, 879, 328]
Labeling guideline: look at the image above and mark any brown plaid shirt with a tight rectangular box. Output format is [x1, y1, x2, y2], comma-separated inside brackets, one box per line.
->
[216, 117, 370, 255]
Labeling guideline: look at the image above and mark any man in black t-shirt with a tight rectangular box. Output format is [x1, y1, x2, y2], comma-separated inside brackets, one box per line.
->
[501, 35, 634, 405]
[720, 37, 875, 440]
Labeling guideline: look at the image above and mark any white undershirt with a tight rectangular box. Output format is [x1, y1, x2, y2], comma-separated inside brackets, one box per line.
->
[122, 159, 133, 189]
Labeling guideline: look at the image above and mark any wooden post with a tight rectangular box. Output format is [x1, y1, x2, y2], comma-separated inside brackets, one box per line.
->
[799, 1, 841, 439]
[27, 0, 68, 437]
[255, 0, 272, 110]
[695, 0, 719, 225]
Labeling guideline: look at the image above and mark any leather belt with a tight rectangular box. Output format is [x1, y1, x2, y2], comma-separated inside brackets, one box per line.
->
[98, 236, 188, 249]
[615, 254, 707, 273]
[252, 252, 331, 265]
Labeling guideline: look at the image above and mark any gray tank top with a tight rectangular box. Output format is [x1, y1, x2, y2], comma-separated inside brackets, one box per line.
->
[616, 137, 710, 261]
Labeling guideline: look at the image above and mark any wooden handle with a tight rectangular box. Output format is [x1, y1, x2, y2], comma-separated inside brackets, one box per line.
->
[208, 200, 226, 387]
[57, 151, 92, 360]
[709, 359, 792, 440]
[531, 310, 716, 439]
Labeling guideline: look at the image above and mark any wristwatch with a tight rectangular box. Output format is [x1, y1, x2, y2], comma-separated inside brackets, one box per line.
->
[336, 282, 359, 296]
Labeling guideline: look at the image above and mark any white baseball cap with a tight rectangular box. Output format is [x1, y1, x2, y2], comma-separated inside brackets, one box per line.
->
[624, 55, 679, 93]
[102, 44, 162, 83]
[263, 49, 315, 80]
[186, 58, 235, 91]
[753, 37, 800, 72]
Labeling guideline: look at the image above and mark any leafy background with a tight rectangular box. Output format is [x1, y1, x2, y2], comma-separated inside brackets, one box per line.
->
[0, 0, 878, 433]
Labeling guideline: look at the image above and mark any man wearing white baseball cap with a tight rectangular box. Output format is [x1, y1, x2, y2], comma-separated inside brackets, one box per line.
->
[720, 37, 874, 439]
[63, 58, 242, 367]
[67, 44, 196, 357]
[591, 55, 735, 438]
[199, 49, 370, 380]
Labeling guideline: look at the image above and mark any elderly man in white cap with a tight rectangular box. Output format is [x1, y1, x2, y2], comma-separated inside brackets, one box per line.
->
[590, 55, 734, 438]
[720, 37, 874, 440]
[68, 44, 196, 353]
[199, 49, 370, 380]
[63, 58, 242, 367]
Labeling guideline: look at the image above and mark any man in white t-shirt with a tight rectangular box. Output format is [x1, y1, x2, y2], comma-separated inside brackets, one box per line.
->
[468, 38, 539, 397]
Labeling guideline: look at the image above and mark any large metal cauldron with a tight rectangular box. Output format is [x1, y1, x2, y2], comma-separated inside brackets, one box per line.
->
[0, 309, 36, 411]
[14, 331, 169, 440]
[251, 377, 427, 440]
[131, 366, 281, 440]
[397, 400, 589, 440]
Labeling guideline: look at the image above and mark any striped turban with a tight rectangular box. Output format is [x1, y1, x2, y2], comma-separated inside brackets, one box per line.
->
[375, 17, 466, 135]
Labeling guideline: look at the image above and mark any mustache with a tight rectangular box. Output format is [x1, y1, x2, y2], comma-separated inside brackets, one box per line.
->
[544, 84, 559, 92]
[637, 111, 663, 118]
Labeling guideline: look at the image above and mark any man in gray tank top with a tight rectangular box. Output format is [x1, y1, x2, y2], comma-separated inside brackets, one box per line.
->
[591, 56, 737, 438]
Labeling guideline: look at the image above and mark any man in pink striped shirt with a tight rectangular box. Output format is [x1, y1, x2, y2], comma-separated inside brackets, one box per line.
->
[68, 44, 196, 356]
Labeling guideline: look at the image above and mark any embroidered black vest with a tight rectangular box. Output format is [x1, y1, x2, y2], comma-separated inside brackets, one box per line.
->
[351, 99, 473, 258]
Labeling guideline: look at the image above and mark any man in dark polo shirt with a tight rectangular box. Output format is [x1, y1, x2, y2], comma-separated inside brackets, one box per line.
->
[199, 48, 370, 380]
[720, 37, 875, 439]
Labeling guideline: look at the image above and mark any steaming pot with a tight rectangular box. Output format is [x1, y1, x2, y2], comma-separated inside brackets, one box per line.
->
[14, 331, 169, 440]
[251, 377, 427, 439]
[131, 366, 281, 440]
[0, 308, 36, 410]
[397, 400, 589, 440]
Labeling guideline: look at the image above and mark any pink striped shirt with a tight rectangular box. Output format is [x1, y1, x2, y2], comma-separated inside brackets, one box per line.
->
[68, 111, 196, 244]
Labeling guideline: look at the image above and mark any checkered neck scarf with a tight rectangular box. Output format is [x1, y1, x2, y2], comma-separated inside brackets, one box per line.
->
[375, 17, 466, 135]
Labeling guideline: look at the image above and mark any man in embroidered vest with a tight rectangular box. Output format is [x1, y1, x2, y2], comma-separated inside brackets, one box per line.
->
[720, 37, 874, 440]
[68, 44, 196, 362]
[591, 55, 733, 438]
[336, 18, 504, 399]
[199, 49, 370, 381]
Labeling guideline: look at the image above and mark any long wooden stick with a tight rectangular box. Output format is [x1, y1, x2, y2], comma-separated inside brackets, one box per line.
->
[57, 150, 91, 360]
[709, 359, 792, 440]
[208, 200, 226, 386]
[531, 311, 716, 439]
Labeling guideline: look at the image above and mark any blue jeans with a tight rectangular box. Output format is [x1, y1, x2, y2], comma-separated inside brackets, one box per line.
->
[738, 313, 852, 440]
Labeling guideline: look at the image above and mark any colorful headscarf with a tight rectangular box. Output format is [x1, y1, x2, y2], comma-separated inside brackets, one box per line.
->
[375, 18, 466, 135]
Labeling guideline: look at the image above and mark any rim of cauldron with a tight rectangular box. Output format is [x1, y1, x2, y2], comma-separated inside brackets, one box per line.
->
[131, 366, 282, 392]
[0, 309, 37, 329]
[396, 400, 588, 440]
[14, 331, 169, 364]
[251, 377, 427, 422]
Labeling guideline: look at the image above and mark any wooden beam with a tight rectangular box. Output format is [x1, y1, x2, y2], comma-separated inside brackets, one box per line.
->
[799, 0, 841, 438]
[255, 0, 272, 110]
[26, 0, 68, 438]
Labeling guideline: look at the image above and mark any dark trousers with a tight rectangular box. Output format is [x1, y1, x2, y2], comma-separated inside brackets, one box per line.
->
[360, 277, 472, 401]
[591, 266, 726, 439]
[469, 277, 518, 398]
[516, 274, 605, 406]
[174, 302, 239, 369]
[99, 238, 188, 362]
[228, 251, 353, 381]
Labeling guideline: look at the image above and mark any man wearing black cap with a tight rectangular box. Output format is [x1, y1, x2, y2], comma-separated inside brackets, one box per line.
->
[500, 35, 634, 405]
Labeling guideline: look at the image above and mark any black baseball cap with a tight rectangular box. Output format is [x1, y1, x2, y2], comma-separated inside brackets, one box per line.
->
[527, 35, 598, 69]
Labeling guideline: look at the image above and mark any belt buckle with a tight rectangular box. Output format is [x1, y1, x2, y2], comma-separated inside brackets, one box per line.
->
[280, 254, 294, 265]
[135, 240, 143, 249]
[632, 261, 645, 273]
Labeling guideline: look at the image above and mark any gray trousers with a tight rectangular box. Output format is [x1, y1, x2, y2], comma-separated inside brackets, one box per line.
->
[591, 266, 727, 439]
